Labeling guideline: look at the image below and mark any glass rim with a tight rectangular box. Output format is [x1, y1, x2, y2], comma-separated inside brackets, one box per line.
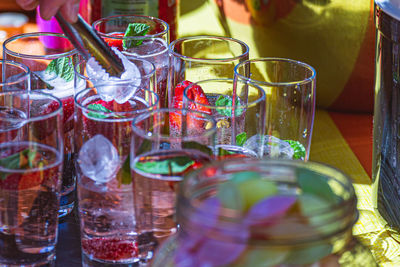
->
[74, 57, 157, 81]
[0, 91, 62, 124]
[75, 87, 160, 121]
[132, 108, 217, 141]
[92, 14, 169, 40]
[0, 60, 31, 87]
[169, 35, 250, 63]
[183, 78, 266, 110]
[234, 57, 317, 87]
[3, 32, 77, 60]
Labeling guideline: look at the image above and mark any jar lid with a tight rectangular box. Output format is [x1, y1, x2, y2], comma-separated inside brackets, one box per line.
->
[0, 13, 28, 28]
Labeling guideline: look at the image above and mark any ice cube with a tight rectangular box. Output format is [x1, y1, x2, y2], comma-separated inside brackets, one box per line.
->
[244, 135, 294, 159]
[86, 47, 141, 104]
[77, 134, 120, 183]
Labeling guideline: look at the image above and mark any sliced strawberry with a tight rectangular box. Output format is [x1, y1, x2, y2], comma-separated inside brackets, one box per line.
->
[170, 80, 211, 130]
[104, 33, 124, 51]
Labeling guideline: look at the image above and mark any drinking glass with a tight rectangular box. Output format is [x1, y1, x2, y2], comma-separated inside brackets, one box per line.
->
[130, 108, 216, 249]
[3, 32, 78, 216]
[75, 85, 159, 266]
[0, 91, 63, 266]
[0, 60, 30, 91]
[93, 15, 169, 107]
[234, 58, 316, 161]
[182, 78, 268, 159]
[168, 35, 249, 107]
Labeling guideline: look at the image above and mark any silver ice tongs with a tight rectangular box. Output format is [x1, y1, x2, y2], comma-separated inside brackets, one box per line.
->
[55, 12, 125, 78]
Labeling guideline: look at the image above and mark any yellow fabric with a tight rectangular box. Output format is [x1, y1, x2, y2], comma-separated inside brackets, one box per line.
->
[310, 110, 400, 266]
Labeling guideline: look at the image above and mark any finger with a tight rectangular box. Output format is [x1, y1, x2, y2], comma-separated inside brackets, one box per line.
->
[16, 0, 39, 10]
[59, 0, 79, 23]
[38, 0, 68, 20]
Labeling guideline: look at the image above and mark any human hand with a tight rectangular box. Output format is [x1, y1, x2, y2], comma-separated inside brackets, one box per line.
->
[16, 0, 79, 23]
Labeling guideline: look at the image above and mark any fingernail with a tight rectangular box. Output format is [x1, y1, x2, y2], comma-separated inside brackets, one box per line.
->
[40, 5, 58, 20]
[67, 3, 79, 23]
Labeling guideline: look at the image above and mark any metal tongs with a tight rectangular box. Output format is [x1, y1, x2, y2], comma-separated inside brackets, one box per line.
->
[55, 12, 125, 78]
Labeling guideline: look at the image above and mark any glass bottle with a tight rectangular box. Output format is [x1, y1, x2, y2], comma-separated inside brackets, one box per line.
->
[152, 158, 377, 266]
[89, 0, 178, 40]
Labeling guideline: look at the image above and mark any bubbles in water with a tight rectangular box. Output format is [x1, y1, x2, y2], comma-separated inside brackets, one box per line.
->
[78, 134, 120, 183]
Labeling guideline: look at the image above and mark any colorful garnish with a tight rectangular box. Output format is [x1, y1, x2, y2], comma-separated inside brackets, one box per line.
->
[45, 57, 74, 82]
[104, 32, 124, 50]
[123, 23, 151, 49]
[170, 80, 211, 130]
[215, 95, 244, 117]
[285, 140, 306, 160]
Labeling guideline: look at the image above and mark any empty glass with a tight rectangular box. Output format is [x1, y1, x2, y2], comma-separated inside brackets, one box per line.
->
[234, 58, 316, 161]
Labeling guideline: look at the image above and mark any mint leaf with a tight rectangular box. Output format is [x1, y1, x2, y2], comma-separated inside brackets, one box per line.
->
[86, 103, 124, 119]
[45, 57, 74, 82]
[236, 132, 247, 146]
[182, 141, 212, 156]
[0, 149, 39, 180]
[123, 23, 150, 49]
[218, 147, 235, 156]
[135, 156, 194, 175]
[285, 140, 306, 160]
[215, 95, 243, 117]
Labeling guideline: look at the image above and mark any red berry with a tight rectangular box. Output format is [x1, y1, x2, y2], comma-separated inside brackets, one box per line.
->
[81, 238, 138, 261]
[104, 33, 124, 51]
[171, 80, 211, 130]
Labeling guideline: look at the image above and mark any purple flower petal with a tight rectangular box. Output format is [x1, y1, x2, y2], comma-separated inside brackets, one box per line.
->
[245, 195, 297, 226]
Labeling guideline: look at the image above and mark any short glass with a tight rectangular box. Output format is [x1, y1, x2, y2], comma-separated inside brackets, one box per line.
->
[168, 36, 249, 107]
[235, 58, 316, 161]
[0, 91, 63, 266]
[182, 78, 267, 158]
[74, 85, 159, 266]
[0, 60, 30, 91]
[130, 108, 217, 250]
[93, 15, 169, 107]
[152, 159, 377, 267]
[3, 32, 78, 217]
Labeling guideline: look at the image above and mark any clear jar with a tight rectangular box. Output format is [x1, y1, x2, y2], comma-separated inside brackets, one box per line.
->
[152, 159, 377, 266]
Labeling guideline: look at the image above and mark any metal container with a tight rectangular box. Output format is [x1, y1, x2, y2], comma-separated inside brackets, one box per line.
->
[373, 0, 400, 238]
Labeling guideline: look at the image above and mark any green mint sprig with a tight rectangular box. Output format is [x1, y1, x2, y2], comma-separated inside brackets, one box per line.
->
[215, 95, 244, 117]
[123, 23, 151, 49]
[135, 156, 195, 175]
[285, 140, 306, 160]
[45, 57, 74, 82]
[0, 149, 40, 180]
[86, 103, 124, 119]
[236, 132, 247, 146]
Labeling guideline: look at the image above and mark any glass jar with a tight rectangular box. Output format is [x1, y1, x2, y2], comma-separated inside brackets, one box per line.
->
[152, 159, 377, 266]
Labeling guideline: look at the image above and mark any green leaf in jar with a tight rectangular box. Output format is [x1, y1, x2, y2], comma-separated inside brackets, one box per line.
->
[45, 56, 74, 82]
[123, 23, 151, 49]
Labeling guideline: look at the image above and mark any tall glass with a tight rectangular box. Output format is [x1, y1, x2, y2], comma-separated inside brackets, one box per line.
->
[168, 36, 249, 107]
[235, 58, 316, 161]
[130, 108, 216, 251]
[0, 91, 63, 266]
[75, 85, 159, 266]
[93, 15, 169, 107]
[182, 78, 267, 159]
[3, 32, 78, 217]
[0, 60, 30, 91]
